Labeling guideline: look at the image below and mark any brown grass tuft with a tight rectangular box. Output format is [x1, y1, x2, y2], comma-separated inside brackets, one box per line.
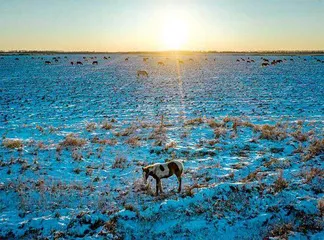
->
[101, 121, 113, 130]
[2, 139, 23, 149]
[125, 136, 141, 147]
[273, 170, 288, 192]
[86, 122, 97, 132]
[112, 156, 127, 169]
[184, 117, 204, 126]
[303, 139, 324, 161]
[59, 134, 86, 148]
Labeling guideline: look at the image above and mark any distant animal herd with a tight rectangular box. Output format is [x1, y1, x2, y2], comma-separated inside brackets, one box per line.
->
[2, 55, 323, 79]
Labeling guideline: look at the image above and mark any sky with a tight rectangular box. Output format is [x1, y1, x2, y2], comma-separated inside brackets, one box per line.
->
[0, 0, 324, 51]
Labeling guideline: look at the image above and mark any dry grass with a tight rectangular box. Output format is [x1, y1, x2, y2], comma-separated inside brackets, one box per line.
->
[101, 121, 113, 130]
[91, 137, 117, 145]
[36, 125, 44, 133]
[214, 127, 227, 139]
[302, 168, 324, 184]
[59, 134, 86, 148]
[303, 139, 324, 161]
[318, 198, 324, 216]
[207, 119, 223, 128]
[86, 122, 97, 132]
[268, 223, 293, 239]
[273, 170, 288, 192]
[2, 138, 23, 149]
[114, 125, 137, 137]
[184, 117, 204, 126]
[291, 130, 309, 142]
[125, 136, 141, 147]
[256, 124, 287, 141]
[112, 156, 127, 169]
[242, 169, 260, 182]
[165, 141, 177, 150]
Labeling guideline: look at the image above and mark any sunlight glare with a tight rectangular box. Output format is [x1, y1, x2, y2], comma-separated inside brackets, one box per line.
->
[162, 14, 188, 50]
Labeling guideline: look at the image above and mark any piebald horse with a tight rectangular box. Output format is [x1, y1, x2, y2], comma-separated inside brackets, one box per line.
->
[142, 160, 184, 195]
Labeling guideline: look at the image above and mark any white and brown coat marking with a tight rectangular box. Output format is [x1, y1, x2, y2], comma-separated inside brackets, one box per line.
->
[142, 160, 184, 195]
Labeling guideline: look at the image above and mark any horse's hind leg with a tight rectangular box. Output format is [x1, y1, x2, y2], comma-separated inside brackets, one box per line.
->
[177, 176, 182, 193]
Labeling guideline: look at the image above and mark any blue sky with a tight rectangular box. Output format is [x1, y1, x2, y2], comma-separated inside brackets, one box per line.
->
[0, 0, 323, 51]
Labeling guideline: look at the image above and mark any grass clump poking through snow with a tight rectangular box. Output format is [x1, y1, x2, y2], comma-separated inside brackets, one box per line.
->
[273, 170, 288, 192]
[125, 136, 141, 147]
[2, 138, 23, 149]
[302, 139, 324, 161]
[257, 124, 287, 141]
[59, 134, 86, 148]
[101, 120, 113, 130]
[184, 117, 204, 126]
[86, 122, 97, 132]
[112, 156, 127, 169]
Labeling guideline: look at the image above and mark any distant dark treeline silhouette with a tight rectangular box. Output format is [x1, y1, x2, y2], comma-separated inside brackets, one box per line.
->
[1, 50, 324, 56]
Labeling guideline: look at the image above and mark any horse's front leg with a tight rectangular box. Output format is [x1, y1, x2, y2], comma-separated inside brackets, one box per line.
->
[159, 180, 164, 194]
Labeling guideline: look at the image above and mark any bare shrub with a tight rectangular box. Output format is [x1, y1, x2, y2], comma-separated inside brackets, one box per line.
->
[2, 138, 23, 149]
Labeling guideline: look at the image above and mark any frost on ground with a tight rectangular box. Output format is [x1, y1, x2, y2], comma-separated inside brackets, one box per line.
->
[0, 54, 323, 239]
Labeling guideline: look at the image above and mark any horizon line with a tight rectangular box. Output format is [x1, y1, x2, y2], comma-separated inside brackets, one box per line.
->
[1, 49, 324, 55]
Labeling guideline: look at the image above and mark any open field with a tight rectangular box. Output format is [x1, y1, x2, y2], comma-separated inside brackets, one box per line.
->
[0, 53, 323, 239]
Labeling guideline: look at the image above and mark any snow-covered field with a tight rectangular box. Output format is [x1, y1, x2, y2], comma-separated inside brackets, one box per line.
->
[0, 53, 323, 239]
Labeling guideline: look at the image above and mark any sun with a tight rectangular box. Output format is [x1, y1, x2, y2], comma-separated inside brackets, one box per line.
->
[162, 16, 188, 50]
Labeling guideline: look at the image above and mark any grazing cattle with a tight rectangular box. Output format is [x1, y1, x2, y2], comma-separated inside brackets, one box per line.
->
[236, 59, 240, 62]
[189, 58, 194, 61]
[125, 57, 129, 61]
[178, 60, 184, 64]
[262, 62, 269, 67]
[92, 61, 98, 65]
[45, 61, 51, 65]
[158, 61, 164, 66]
[15, 58, 19, 60]
[76, 61, 83, 65]
[137, 70, 149, 77]
[143, 57, 149, 62]
[251, 59, 255, 62]
[263, 59, 269, 62]
[142, 160, 184, 195]
[70, 61, 74, 65]
[104, 56, 108, 60]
